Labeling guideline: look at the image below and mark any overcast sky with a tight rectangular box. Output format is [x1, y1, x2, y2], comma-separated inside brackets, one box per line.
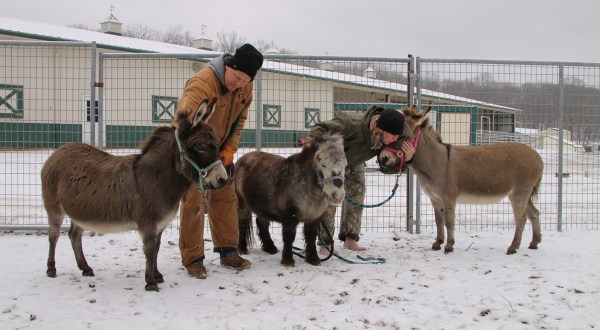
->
[4, 0, 599, 63]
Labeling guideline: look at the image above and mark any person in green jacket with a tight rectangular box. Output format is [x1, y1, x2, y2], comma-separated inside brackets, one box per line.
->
[306, 105, 415, 251]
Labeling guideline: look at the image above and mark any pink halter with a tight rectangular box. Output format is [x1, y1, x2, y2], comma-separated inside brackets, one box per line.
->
[382, 129, 421, 172]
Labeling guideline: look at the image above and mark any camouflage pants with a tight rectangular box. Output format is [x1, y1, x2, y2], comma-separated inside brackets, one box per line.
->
[320, 164, 366, 243]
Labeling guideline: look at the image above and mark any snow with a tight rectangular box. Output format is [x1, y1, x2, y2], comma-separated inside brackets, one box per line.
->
[0, 15, 215, 55]
[1, 226, 599, 329]
[1, 147, 600, 329]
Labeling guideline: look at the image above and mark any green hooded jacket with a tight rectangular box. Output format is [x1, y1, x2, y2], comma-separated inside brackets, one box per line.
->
[308, 106, 384, 168]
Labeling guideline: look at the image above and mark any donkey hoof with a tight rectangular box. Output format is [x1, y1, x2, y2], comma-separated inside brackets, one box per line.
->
[443, 248, 454, 254]
[528, 243, 539, 250]
[145, 284, 159, 292]
[263, 245, 278, 255]
[506, 248, 517, 255]
[306, 258, 321, 266]
[155, 274, 164, 284]
[281, 260, 295, 268]
[432, 243, 442, 251]
[82, 270, 95, 277]
[46, 270, 57, 278]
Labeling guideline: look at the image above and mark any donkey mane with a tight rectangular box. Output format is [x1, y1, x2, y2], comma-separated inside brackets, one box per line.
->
[139, 126, 175, 155]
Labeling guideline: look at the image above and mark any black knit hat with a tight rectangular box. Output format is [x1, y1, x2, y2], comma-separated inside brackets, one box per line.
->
[226, 43, 264, 81]
[376, 108, 404, 135]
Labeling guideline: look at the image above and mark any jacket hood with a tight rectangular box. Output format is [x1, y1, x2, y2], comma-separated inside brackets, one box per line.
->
[208, 54, 230, 89]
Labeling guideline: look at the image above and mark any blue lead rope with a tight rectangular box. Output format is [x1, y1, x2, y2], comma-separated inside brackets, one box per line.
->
[344, 173, 401, 208]
[291, 223, 387, 264]
[317, 224, 386, 265]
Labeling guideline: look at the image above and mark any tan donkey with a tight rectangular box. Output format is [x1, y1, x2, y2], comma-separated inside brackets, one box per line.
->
[378, 105, 543, 255]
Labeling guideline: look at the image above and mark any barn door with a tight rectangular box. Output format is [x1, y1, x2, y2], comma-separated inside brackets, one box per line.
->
[82, 95, 103, 145]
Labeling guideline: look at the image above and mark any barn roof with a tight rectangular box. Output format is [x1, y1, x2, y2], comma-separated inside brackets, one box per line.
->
[0, 15, 521, 114]
[0, 15, 216, 54]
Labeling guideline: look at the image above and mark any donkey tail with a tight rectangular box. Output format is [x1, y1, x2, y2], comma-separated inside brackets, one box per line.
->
[530, 175, 542, 202]
[237, 208, 254, 253]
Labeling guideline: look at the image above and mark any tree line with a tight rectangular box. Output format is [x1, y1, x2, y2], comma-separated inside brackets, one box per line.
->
[422, 75, 600, 146]
[69, 23, 296, 54]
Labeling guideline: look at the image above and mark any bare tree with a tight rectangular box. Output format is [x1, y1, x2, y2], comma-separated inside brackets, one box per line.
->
[278, 47, 298, 55]
[254, 39, 297, 54]
[68, 24, 99, 32]
[160, 25, 194, 47]
[123, 23, 159, 41]
[254, 40, 273, 53]
[214, 30, 247, 53]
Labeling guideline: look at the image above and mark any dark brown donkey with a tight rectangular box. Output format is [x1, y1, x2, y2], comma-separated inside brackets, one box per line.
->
[378, 105, 543, 255]
[235, 134, 347, 267]
[41, 99, 228, 291]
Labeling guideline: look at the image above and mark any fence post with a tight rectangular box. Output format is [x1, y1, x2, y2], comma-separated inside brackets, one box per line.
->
[557, 65, 564, 232]
[407, 55, 416, 234]
[89, 42, 97, 146]
[255, 69, 263, 151]
[98, 51, 105, 149]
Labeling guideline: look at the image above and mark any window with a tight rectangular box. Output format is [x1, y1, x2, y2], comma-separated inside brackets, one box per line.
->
[263, 104, 281, 128]
[152, 95, 178, 123]
[304, 108, 320, 128]
[0, 84, 24, 118]
[85, 98, 99, 123]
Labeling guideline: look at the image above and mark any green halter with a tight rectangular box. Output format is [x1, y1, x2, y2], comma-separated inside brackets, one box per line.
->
[174, 129, 223, 192]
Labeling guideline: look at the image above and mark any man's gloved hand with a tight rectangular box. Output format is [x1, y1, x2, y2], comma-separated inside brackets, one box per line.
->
[219, 144, 237, 166]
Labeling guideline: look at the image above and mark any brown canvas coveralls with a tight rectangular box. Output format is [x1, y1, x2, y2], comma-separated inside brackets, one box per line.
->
[172, 59, 253, 267]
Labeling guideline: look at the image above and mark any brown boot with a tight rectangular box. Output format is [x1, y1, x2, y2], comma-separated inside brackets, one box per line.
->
[185, 259, 207, 279]
[220, 253, 251, 270]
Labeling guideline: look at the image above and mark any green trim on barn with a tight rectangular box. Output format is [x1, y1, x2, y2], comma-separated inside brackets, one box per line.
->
[0, 84, 24, 118]
[238, 129, 307, 148]
[0, 122, 81, 148]
[334, 102, 405, 111]
[105, 125, 158, 148]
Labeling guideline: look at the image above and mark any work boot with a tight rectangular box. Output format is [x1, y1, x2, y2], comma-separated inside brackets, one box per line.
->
[185, 259, 207, 279]
[220, 252, 251, 270]
[344, 237, 367, 251]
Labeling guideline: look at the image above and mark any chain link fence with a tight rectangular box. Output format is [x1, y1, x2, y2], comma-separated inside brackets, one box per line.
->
[1, 41, 598, 234]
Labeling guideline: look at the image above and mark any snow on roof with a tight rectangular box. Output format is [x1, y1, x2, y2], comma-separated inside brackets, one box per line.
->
[264, 60, 520, 113]
[0, 15, 217, 54]
[0, 15, 520, 113]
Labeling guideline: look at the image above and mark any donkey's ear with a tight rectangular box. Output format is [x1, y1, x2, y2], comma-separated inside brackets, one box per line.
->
[192, 97, 219, 127]
[415, 106, 432, 126]
[420, 105, 432, 116]
[176, 112, 193, 139]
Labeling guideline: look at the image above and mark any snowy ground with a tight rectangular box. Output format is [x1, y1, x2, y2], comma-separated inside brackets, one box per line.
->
[1, 228, 598, 329]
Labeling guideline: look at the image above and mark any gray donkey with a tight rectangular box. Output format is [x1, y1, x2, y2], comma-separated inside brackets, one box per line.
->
[41, 99, 227, 291]
[236, 134, 347, 267]
[378, 105, 543, 255]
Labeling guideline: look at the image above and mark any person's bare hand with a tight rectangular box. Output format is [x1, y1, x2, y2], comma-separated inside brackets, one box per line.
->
[402, 141, 415, 161]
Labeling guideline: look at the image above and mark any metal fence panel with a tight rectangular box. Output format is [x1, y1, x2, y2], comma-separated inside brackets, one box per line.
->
[1, 41, 599, 234]
[0, 41, 95, 229]
[415, 58, 600, 232]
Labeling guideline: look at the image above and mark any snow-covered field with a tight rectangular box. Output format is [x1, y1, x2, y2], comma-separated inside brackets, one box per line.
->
[1, 229, 598, 329]
[1, 148, 599, 329]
